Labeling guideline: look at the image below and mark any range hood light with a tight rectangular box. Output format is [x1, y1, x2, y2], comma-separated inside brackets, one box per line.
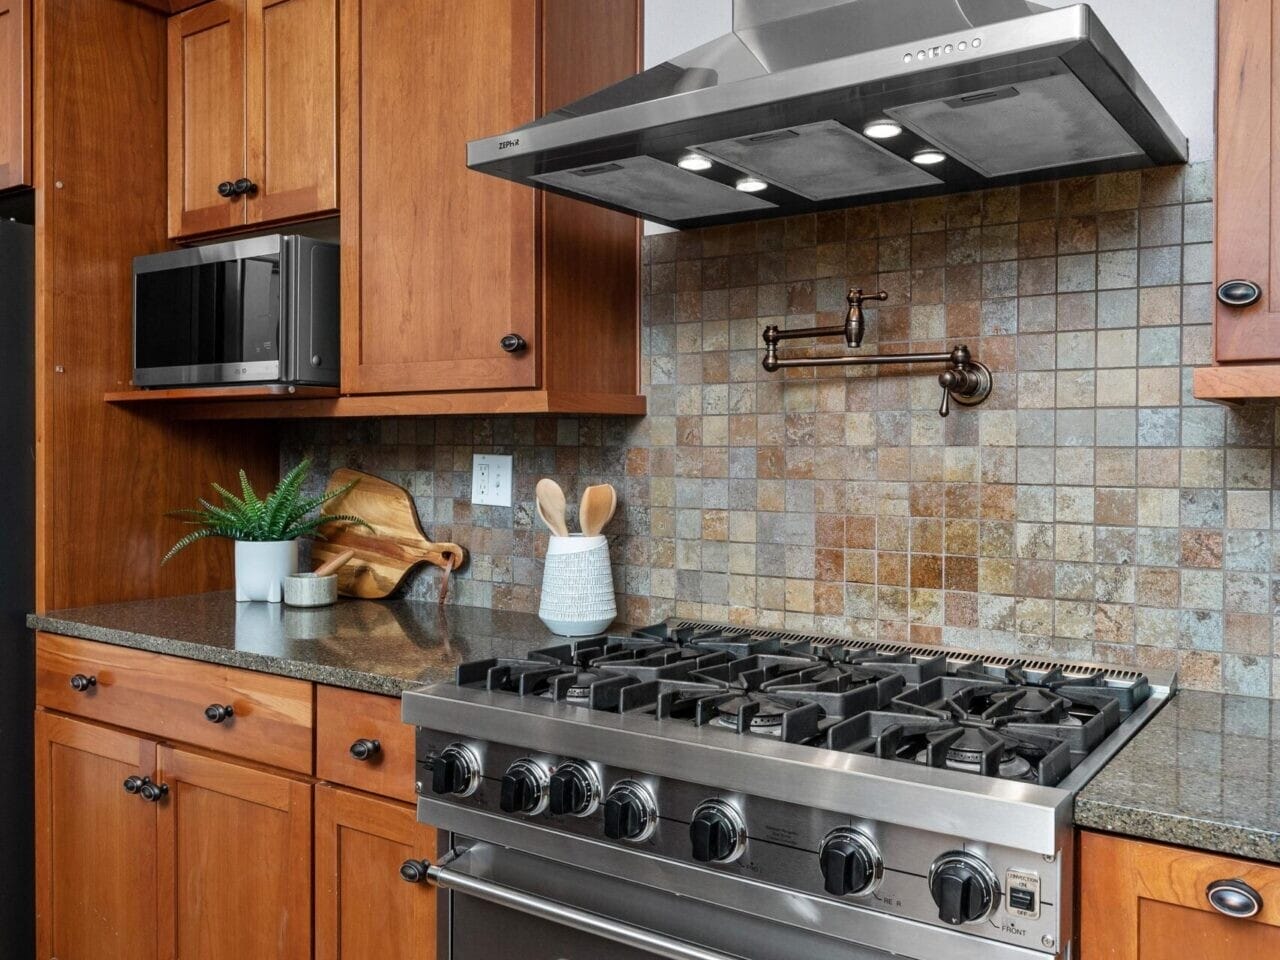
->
[912, 149, 947, 166]
[735, 176, 769, 193]
[677, 153, 714, 172]
[862, 120, 902, 140]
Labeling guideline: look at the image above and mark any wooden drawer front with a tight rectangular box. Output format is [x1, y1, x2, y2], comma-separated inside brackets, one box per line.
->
[36, 633, 314, 774]
[316, 686, 415, 802]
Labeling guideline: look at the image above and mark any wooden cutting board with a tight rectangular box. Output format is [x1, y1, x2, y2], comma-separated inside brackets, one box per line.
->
[311, 468, 466, 599]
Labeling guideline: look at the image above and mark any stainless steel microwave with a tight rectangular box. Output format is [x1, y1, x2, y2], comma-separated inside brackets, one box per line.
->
[132, 234, 339, 388]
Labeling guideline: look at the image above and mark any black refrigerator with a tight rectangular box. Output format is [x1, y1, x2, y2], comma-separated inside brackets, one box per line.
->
[0, 214, 35, 956]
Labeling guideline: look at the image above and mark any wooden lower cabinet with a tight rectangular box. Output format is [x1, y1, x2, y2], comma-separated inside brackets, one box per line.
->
[315, 784, 438, 960]
[1079, 831, 1280, 959]
[158, 746, 312, 960]
[35, 712, 159, 960]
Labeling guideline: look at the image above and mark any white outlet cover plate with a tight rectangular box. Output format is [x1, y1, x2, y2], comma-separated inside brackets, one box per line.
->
[471, 454, 513, 507]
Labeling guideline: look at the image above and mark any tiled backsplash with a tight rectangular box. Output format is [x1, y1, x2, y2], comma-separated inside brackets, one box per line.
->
[283, 159, 1280, 696]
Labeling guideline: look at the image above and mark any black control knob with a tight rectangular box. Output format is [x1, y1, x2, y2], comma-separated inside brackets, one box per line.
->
[930, 852, 998, 925]
[689, 800, 745, 864]
[69, 674, 96, 692]
[499, 759, 548, 815]
[820, 830, 882, 897]
[204, 703, 234, 724]
[349, 738, 381, 762]
[548, 761, 599, 817]
[603, 780, 656, 842]
[430, 743, 479, 797]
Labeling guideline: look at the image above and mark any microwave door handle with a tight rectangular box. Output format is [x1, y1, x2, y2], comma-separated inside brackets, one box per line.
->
[422, 856, 740, 960]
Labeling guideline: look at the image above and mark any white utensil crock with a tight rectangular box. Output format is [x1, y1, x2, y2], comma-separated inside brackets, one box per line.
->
[538, 534, 617, 636]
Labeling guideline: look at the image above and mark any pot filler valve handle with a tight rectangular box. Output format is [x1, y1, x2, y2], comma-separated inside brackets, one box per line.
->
[937, 346, 993, 418]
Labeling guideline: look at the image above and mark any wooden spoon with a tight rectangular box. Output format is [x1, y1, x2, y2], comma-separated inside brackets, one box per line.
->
[535, 479, 570, 538]
[580, 483, 617, 537]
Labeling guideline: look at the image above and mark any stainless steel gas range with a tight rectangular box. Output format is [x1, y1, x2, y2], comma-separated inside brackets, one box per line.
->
[402, 620, 1174, 960]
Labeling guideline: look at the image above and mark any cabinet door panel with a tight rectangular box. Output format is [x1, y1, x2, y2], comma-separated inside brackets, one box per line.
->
[341, 0, 538, 394]
[35, 712, 158, 960]
[168, 0, 246, 237]
[1079, 831, 1280, 959]
[315, 784, 438, 960]
[1216, 0, 1280, 360]
[246, 0, 337, 224]
[0, 0, 29, 190]
[157, 746, 311, 960]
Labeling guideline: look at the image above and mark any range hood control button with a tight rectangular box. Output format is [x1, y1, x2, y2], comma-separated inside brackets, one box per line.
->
[819, 829, 882, 897]
[603, 780, 657, 842]
[548, 761, 600, 817]
[499, 759, 550, 815]
[690, 799, 746, 864]
[929, 852, 999, 925]
[430, 743, 480, 797]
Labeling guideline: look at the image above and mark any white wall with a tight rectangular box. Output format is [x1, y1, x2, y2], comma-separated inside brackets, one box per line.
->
[641, 0, 1214, 232]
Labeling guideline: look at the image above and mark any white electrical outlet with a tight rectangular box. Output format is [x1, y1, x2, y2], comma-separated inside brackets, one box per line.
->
[471, 454, 513, 507]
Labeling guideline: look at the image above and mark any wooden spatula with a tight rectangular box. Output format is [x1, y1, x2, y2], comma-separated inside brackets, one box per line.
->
[535, 479, 570, 537]
[579, 484, 617, 537]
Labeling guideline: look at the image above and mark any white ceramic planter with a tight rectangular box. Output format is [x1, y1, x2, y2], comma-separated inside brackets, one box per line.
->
[234, 539, 299, 603]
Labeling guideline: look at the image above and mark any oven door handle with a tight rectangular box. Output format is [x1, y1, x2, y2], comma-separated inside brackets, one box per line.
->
[424, 858, 743, 960]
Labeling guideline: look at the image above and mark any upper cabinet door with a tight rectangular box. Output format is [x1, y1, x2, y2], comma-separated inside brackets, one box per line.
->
[340, 0, 539, 395]
[156, 746, 312, 960]
[1216, 0, 1280, 361]
[168, 0, 248, 237]
[35, 713, 159, 960]
[245, 0, 337, 225]
[0, 0, 29, 191]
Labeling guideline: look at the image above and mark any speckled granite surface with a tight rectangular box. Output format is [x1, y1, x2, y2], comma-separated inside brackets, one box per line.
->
[28, 591, 584, 696]
[1076, 690, 1280, 863]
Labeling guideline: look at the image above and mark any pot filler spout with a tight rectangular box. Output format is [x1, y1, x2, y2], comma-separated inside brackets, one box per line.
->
[467, 1, 1187, 230]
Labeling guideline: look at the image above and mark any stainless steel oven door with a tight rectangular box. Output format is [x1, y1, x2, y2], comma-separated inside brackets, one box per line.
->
[440, 840, 898, 960]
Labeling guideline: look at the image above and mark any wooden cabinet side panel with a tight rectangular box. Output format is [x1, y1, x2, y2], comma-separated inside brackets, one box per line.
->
[157, 746, 312, 960]
[1215, 0, 1280, 361]
[34, 0, 278, 611]
[167, 0, 247, 237]
[540, 0, 641, 399]
[315, 784, 438, 960]
[1079, 831, 1280, 960]
[35, 712, 158, 960]
[245, 0, 338, 225]
[0, 0, 30, 190]
[341, 0, 538, 395]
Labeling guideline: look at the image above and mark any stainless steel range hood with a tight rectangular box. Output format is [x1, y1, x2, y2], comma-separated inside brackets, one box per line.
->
[467, 0, 1187, 229]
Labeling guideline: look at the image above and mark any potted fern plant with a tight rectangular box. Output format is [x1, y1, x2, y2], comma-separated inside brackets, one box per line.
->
[164, 459, 368, 603]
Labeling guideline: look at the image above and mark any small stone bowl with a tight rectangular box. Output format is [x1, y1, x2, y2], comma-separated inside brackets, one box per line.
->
[282, 572, 339, 608]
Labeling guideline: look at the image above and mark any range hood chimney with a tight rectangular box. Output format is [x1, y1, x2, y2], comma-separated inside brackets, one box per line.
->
[468, 1, 1186, 230]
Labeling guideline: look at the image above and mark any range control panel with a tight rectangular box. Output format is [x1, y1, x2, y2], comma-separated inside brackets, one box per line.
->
[416, 729, 1068, 955]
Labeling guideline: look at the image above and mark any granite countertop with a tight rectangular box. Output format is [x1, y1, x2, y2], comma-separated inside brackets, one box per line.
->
[1076, 689, 1280, 864]
[28, 591, 575, 696]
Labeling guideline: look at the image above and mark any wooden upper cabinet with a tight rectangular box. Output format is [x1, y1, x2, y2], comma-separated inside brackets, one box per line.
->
[1079, 831, 1280, 960]
[315, 785, 438, 960]
[168, 0, 336, 238]
[245, 0, 338, 224]
[156, 746, 312, 960]
[339, 0, 641, 401]
[35, 713, 159, 960]
[168, 0, 247, 237]
[1215, 0, 1280, 361]
[0, 0, 29, 191]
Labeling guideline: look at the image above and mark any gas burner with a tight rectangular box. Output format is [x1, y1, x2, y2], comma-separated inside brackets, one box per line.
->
[930, 726, 1035, 781]
[709, 692, 791, 736]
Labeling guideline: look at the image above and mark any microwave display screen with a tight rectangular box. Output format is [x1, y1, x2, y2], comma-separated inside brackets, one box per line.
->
[135, 256, 281, 373]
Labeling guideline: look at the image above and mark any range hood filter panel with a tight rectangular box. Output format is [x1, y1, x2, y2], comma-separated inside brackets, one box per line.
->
[886, 73, 1145, 179]
[694, 120, 943, 201]
[531, 156, 776, 222]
